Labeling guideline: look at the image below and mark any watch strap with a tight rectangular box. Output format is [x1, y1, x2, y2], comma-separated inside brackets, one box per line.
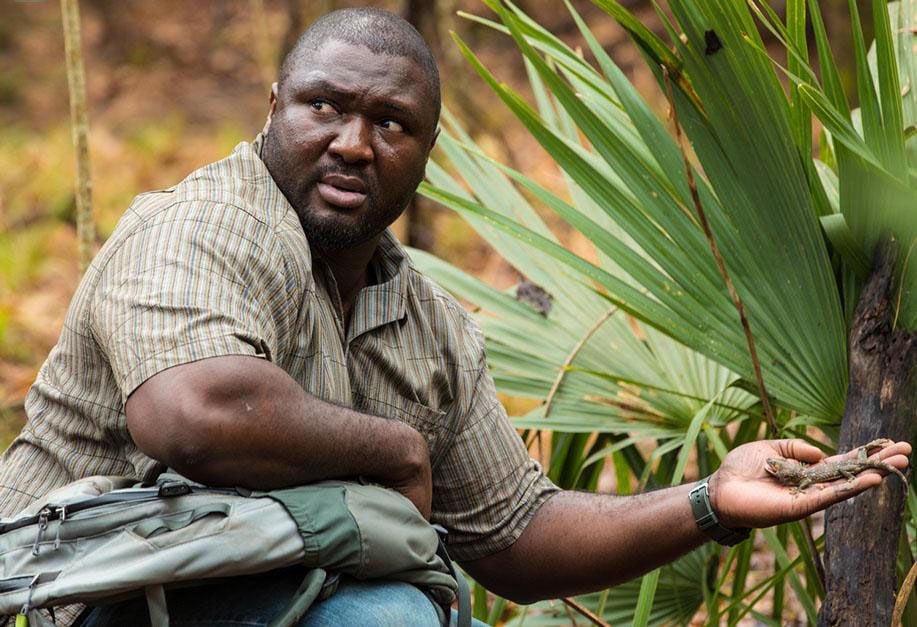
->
[688, 476, 751, 546]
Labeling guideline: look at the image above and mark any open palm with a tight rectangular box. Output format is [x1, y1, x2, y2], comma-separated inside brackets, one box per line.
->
[709, 439, 911, 529]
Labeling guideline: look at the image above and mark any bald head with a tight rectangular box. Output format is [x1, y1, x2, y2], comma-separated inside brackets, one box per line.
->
[278, 8, 441, 125]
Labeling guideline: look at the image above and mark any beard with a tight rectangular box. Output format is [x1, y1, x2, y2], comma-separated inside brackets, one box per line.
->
[261, 126, 421, 252]
[293, 166, 404, 251]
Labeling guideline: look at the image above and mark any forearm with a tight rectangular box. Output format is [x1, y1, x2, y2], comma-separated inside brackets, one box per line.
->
[464, 485, 706, 603]
[467, 438, 913, 604]
[126, 355, 427, 491]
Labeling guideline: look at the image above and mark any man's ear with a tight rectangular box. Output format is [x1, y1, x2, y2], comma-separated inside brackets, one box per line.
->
[262, 82, 279, 134]
[428, 126, 440, 154]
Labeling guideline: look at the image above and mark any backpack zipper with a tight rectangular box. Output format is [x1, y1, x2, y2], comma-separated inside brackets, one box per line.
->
[52, 505, 68, 550]
[30, 509, 50, 556]
[18, 572, 39, 617]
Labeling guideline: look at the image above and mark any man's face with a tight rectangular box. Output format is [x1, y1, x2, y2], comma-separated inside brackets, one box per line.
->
[261, 39, 439, 251]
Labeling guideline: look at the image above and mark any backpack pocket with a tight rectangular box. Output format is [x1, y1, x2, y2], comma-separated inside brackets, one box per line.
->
[131, 501, 232, 543]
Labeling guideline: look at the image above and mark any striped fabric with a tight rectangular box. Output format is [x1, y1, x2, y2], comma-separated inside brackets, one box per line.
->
[0, 136, 558, 563]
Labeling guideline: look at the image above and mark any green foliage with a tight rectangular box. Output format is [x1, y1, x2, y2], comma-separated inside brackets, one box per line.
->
[418, 0, 916, 623]
[501, 545, 715, 626]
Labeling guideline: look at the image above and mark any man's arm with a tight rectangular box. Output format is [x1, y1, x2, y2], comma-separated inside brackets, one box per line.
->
[461, 438, 911, 604]
[126, 354, 434, 517]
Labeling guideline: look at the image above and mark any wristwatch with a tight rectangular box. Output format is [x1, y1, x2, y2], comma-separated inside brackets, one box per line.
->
[688, 476, 751, 546]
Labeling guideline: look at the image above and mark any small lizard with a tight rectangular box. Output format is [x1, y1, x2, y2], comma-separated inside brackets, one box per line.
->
[765, 438, 908, 493]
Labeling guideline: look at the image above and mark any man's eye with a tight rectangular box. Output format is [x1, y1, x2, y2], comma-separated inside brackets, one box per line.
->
[310, 100, 335, 113]
[379, 119, 404, 132]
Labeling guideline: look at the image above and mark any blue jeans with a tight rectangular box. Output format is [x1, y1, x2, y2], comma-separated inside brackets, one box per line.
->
[78, 567, 487, 627]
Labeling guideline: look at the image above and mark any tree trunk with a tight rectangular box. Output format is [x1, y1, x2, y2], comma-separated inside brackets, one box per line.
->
[402, 0, 439, 251]
[818, 238, 916, 626]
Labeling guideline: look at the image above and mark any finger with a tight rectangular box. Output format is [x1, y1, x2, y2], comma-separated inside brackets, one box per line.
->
[774, 439, 825, 463]
[794, 473, 883, 513]
[830, 473, 882, 498]
[877, 453, 911, 472]
[822, 441, 913, 464]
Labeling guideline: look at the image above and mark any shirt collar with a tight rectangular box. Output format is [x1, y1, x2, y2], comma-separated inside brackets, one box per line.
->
[245, 133, 411, 339]
[347, 229, 410, 342]
[251, 132, 266, 159]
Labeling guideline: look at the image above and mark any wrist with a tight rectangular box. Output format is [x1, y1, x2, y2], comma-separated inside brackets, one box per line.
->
[688, 475, 750, 546]
[382, 422, 430, 482]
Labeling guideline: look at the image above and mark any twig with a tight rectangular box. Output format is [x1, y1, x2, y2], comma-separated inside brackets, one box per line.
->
[543, 306, 619, 418]
[892, 559, 917, 627]
[800, 516, 825, 589]
[60, 0, 95, 274]
[561, 596, 612, 627]
[537, 305, 616, 463]
[892, 237, 916, 331]
[661, 66, 779, 438]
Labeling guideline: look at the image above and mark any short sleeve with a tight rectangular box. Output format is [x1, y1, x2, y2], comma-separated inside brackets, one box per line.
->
[90, 201, 300, 400]
[432, 316, 559, 562]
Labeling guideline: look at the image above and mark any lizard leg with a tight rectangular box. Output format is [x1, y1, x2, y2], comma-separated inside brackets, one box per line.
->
[859, 438, 894, 456]
[840, 469, 857, 481]
[854, 439, 891, 463]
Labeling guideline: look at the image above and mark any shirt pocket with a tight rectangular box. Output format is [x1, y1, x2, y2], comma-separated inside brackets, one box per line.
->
[353, 393, 450, 465]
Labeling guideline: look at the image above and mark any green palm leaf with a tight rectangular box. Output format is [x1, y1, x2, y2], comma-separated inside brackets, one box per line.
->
[442, 0, 850, 421]
[414, 1, 915, 623]
[501, 546, 716, 626]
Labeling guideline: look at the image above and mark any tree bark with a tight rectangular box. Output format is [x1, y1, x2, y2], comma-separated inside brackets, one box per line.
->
[818, 238, 916, 626]
[402, 0, 439, 251]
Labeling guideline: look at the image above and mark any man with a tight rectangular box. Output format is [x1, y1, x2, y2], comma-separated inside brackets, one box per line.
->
[0, 7, 910, 627]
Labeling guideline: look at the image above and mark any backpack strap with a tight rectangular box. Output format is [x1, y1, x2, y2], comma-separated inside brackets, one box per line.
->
[266, 568, 329, 627]
[452, 565, 471, 627]
[144, 585, 169, 627]
[433, 527, 470, 627]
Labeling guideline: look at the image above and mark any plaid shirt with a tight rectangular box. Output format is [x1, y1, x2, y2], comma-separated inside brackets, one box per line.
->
[0, 136, 557, 563]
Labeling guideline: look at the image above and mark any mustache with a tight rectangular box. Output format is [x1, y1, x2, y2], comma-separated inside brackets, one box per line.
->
[312, 165, 372, 191]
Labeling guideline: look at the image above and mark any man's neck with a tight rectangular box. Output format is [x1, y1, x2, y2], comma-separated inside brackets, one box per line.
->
[317, 235, 381, 324]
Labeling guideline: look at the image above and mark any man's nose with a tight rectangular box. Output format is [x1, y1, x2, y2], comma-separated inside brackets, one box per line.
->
[328, 116, 373, 164]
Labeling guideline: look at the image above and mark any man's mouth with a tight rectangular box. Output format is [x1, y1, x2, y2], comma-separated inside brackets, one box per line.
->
[316, 174, 367, 210]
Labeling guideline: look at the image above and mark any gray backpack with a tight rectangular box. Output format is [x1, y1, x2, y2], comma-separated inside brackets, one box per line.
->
[0, 474, 470, 627]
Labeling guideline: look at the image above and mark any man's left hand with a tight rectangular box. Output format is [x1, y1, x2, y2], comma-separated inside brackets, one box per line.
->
[708, 438, 911, 529]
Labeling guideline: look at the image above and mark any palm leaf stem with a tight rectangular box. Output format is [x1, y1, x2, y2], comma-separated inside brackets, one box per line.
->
[663, 66, 779, 437]
[800, 516, 825, 589]
[726, 540, 755, 625]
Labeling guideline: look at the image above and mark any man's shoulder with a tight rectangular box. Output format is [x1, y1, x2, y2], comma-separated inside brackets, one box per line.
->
[403, 263, 483, 347]
[126, 139, 296, 233]
[91, 141, 311, 285]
